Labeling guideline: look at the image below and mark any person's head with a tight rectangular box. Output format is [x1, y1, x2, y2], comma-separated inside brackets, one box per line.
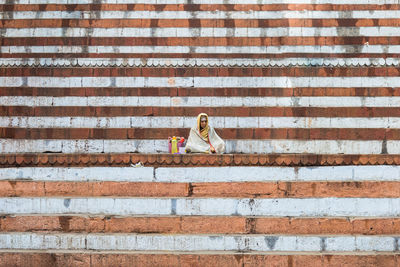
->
[197, 113, 209, 131]
[200, 115, 207, 130]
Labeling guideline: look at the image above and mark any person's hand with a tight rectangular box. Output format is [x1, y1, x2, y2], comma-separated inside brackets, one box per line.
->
[210, 147, 216, 153]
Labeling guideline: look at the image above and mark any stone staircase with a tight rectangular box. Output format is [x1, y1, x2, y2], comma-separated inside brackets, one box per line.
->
[1, 0, 400, 266]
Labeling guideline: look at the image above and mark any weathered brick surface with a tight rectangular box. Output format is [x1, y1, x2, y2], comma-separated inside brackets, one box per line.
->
[1, 35, 400, 46]
[0, 253, 91, 267]
[191, 181, 400, 198]
[0, 254, 399, 267]
[0, 181, 46, 197]
[3, 106, 400, 117]
[4, 87, 399, 97]
[4, 127, 400, 140]
[0, 181, 190, 197]
[1, 181, 400, 198]
[3, 216, 400, 235]
[2, 4, 400, 11]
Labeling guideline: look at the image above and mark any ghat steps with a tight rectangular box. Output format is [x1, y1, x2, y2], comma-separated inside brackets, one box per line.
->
[1, 0, 400, 266]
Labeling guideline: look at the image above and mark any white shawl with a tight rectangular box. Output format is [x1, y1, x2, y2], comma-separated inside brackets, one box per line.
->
[185, 114, 225, 154]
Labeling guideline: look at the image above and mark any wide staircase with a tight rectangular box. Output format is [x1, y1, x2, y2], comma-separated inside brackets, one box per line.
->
[1, 0, 400, 266]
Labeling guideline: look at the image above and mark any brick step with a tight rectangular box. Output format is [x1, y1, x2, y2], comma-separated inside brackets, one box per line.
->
[2, 181, 400, 198]
[2, 36, 399, 46]
[2, 3, 400, 11]
[3, 215, 400, 235]
[0, 232, 399, 253]
[2, 77, 399, 89]
[2, 18, 400, 28]
[0, 253, 398, 267]
[2, 197, 399, 217]
[4, 28, 399, 39]
[3, 128, 400, 140]
[3, 106, 399, 117]
[2, 87, 400, 97]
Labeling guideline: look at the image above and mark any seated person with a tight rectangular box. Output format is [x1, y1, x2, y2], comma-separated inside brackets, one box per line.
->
[185, 113, 225, 154]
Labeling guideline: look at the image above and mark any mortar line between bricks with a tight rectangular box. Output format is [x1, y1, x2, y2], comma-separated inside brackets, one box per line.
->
[1, 214, 400, 219]
[2, 231, 400, 238]
[0, 249, 400, 256]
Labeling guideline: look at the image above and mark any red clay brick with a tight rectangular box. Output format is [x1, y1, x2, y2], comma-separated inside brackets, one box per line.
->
[5, 181, 400, 198]
[105, 217, 181, 233]
[0, 254, 399, 267]
[5, 128, 400, 140]
[7, 106, 400, 117]
[322, 255, 398, 267]
[181, 217, 247, 234]
[4, 216, 400, 235]
[2, 4, 400, 11]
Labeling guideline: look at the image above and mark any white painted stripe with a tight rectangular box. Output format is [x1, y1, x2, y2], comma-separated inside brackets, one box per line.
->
[0, 198, 172, 215]
[0, 233, 86, 250]
[0, 0, 398, 5]
[0, 167, 155, 182]
[2, 166, 399, 182]
[0, 139, 392, 154]
[2, 116, 400, 129]
[3, 77, 400, 89]
[2, 96, 400, 107]
[1, 45, 398, 54]
[2, 27, 400, 37]
[1, 197, 400, 216]
[0, 233, 397, 252]
[0, 58, 397, 67]
[3, 11, 400, 20]
[157, 166, 400, 182]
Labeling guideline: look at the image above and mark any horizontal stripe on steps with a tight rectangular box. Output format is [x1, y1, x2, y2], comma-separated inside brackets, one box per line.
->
[2, 19, 400, 28]
[1, 181, 400, 198]
[3, 128, 400, 140]
[2, 87, 400, 97]
[2, 37, 398, 46]
[3, 106, 400, 117]
[2, 77, 400, 88]
[2, 197, 400, 216]
[4, 116, 400, 130]
[1, 153, 400, 167]
[2, 96, 400, 107]
[0, 0, 398, 4]
[2, 45, 400, 54]
[2, 53, 399, 59]
[4, 11, 400, 20]
[3, 166, 400, 182]
[2, 4, 400, 11]
[2, 67, 400, 77]
[0, 139, 396, 154]
[0, 253, 398, 266]
[0, 233, 399, 252]
[3, 216, 400, 235]
[2, 27, 400, 38]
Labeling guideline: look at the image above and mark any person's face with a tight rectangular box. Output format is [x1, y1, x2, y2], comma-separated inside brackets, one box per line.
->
[200, 116, 207, 129]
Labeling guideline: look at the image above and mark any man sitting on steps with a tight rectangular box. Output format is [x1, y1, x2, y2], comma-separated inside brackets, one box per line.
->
[185, 113, 225, 154]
